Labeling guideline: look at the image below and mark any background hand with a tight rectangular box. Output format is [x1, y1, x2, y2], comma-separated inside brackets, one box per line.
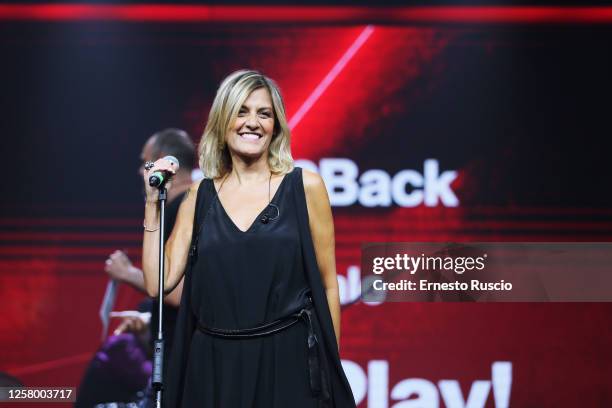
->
[110, 311, 151, 335]
[104, 250, 133, 282]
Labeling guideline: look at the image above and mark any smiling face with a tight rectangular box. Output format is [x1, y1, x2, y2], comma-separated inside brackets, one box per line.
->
[225, 87, 275, 161]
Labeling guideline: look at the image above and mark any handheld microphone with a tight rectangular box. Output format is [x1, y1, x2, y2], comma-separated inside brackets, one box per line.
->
[149, 156, 180, 188]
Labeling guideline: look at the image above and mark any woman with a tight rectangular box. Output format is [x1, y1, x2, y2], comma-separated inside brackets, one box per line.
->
[142, 70, 356, 407]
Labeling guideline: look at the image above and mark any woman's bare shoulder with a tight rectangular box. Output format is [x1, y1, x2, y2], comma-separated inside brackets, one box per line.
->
[301, 168, 330, 212]
[191, 178, 206, 191]
[173, 180, 205, 216]
[301, 168, 326, 195]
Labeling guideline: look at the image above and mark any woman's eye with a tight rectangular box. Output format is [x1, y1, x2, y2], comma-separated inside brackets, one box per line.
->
[237, 111, 247, 117]
[259, 112, 272, 118]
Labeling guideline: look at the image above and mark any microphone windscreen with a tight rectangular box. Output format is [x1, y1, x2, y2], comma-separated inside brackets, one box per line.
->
[163, 155, 180, 171]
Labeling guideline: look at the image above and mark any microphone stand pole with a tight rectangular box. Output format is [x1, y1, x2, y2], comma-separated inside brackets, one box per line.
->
[152, 185, 167, 408]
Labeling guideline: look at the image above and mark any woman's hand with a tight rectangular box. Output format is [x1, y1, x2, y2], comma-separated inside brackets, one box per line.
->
[143, 157, 178, 201]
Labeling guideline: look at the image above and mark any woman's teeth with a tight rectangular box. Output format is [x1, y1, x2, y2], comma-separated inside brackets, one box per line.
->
[240, 133, 260, 140]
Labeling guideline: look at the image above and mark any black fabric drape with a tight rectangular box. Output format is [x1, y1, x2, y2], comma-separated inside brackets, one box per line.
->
[163, 168, 356, 407]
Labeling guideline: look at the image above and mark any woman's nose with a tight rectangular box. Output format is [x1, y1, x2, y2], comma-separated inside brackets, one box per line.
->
[245, 113, 259, 128]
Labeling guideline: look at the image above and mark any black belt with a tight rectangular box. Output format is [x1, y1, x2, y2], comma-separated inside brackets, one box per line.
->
[196, 298, 330, 402]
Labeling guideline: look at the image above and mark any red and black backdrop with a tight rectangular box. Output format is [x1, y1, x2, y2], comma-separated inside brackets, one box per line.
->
[1, 1, 611, 407]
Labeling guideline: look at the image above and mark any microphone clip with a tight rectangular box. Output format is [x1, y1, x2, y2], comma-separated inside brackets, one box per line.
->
[260, 203, 280, 224]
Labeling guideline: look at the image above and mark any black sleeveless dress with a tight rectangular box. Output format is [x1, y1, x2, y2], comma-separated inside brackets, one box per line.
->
[164, 167, 356, 408]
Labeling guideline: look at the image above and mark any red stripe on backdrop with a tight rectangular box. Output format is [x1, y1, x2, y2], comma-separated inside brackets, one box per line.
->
[0, 246, 141, 256]
[288, 26, 374, 131]
[0, 260, 120, 271]
[3, 220, 612, 241]
[333, 219, 612, 231]
[7, 352, 93, 376]
[1, 5, 612, 24]
[291, 26, 454, 159]
[0, 218, 141, 227]
[1, 207, 611, 237]
[0, 232, 142, 242]
[2, 217, 612, 243]
[1, 207, 612, 226]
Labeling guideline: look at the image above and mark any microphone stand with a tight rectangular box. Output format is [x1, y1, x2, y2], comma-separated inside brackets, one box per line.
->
[152, 185, 167, 408]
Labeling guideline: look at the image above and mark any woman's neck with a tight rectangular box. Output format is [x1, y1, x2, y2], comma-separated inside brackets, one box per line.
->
[227, 153, 271, 185]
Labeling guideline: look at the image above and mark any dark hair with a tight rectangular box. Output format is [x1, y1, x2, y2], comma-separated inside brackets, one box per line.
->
[150, 128, 195, 172]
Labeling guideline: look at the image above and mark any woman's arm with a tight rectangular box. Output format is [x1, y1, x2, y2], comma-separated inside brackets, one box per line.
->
[163, 277, 184, 306]
[303, 169, 341, 350]
[142, 178, 200, 297]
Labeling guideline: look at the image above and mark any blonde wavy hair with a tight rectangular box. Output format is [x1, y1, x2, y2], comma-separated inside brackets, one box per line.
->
[198, 70, 294, 178]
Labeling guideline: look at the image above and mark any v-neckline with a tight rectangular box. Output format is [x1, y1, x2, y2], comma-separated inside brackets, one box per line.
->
[212, 170, 291, 233]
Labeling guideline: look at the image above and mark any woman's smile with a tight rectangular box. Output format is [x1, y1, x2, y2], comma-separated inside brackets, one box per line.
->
[238, 131, 263, 141]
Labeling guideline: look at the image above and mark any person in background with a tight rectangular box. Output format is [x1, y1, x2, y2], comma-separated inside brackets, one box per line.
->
[75, 129, 196, 408]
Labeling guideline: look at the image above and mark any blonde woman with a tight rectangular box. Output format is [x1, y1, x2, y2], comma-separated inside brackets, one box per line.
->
[142, 70, 356, 407]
